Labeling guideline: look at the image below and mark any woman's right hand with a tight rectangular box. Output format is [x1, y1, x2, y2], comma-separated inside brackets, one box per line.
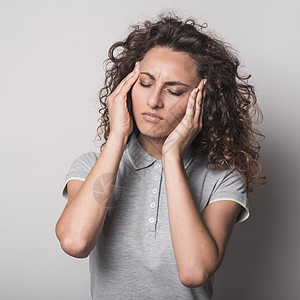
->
[106, 61, 140, 140]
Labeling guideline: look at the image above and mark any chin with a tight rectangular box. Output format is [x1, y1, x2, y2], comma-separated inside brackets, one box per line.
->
[136, 122, 170, 140]
[133, 113, 176, 139]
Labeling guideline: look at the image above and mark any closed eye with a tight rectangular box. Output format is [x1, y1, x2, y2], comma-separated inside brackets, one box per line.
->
[139, 81, 152, 88]
[166, 89, 184, 96]
[139, 81, 184, 97]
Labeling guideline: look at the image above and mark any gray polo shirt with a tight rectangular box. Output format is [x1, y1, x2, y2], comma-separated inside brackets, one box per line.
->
[61, 131, 249, 299]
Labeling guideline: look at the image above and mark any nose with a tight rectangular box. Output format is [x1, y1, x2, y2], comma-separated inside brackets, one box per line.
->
[147, 88, 164, 109]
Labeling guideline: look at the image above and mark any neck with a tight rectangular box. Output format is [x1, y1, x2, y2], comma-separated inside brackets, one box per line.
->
[137, 132, 166, 160]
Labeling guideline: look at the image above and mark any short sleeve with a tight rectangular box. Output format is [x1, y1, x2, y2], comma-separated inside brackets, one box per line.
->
[61, 151, 99, 201]
[208, 169, 249, 224]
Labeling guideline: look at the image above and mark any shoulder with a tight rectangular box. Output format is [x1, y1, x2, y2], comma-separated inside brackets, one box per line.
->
[61, 151, 100, 200]
[65, 150, 101, 182]
[191, 158, 246, 186]
[71, 151, 100, 169]
[190, 158, 249, 223]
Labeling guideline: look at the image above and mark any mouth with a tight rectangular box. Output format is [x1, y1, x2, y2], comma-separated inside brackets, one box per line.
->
[142, 112, 163, 123]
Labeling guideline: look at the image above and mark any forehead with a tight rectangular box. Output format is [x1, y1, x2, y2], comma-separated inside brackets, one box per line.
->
[141, 46, 199, 83]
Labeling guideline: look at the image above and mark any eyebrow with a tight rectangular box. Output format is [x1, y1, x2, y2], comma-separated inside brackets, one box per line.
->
[140, 71, 191, 88]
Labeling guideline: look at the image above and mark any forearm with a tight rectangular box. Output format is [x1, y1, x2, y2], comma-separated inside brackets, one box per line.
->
[162, 155, 220, 285]
[56, 134, 128, 257]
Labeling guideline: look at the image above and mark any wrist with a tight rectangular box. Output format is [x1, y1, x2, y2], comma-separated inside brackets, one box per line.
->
[107, 132, 129, 149]
[162, 151, 183, 168]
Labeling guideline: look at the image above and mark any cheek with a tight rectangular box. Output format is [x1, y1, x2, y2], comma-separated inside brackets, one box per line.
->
[131, 82, 138, 101]
[131, 82, 144, 104]
[131, 83, 139, 108]
[166, 99, 188, 121]
[131, 83, 143, 117]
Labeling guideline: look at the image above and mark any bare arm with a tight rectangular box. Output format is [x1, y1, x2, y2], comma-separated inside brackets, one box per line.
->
[55, 135, 128, 258]
[55, 62, 141, 258]
[160, 79, 241, 287]
[163, 155, 241, 288]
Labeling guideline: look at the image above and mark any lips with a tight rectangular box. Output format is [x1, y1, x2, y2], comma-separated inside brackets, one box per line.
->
[142, 112, 163, 119]
[142, 112, 163, 123]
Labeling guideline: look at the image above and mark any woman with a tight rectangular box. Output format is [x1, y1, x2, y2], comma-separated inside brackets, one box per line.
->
[56, 12, 265, 299]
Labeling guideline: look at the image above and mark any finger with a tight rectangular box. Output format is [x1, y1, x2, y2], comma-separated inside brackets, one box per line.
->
[194, 79, 206, 125]
[194, 79, 204, 120]
[194, 89, 202, 121]
[118, 64, 140, 97]
[114, 62, 139, 92]
[114, 62, 140, 95]
[185, 87, 198, 119]
[199, 90, 205, 128]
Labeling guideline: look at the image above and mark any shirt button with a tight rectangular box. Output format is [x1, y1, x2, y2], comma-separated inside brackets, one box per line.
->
[153, 175, 159, 180]
[152, 188, 157, 195]
[149, 217, 155, 223]
[150, 202, 156, 208]
[155, 163, 161, 169]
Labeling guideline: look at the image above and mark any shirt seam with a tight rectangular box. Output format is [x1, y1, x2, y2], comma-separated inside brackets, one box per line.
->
[126, 145, 138, 170]
[208, 197, 250, 223]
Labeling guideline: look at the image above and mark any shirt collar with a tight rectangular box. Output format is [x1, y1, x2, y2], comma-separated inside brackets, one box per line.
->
[126, 131, 194, 170]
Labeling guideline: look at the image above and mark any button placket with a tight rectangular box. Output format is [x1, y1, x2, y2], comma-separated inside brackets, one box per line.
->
[148, 162, 162, 232]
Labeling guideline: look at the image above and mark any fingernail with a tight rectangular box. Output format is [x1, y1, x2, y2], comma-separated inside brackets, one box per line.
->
[203, 79, 207, 86]
[134, 61, 140, 72]
[195, 87, 199, 93]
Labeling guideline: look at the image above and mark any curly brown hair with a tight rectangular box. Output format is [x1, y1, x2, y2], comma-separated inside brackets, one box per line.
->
[94, 12, 266, 194]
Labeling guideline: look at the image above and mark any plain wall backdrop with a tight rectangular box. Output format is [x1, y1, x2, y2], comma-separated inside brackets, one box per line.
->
[1, 0, 299, 299]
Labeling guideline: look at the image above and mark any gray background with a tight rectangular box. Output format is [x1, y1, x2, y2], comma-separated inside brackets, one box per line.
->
[1, 0, 299, 299]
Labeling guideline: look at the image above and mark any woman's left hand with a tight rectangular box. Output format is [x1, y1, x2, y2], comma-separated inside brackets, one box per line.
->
[162, 78, 206, 161]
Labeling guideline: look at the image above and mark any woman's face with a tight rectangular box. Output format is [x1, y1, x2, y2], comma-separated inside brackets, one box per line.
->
[131, 46, 201, 139]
